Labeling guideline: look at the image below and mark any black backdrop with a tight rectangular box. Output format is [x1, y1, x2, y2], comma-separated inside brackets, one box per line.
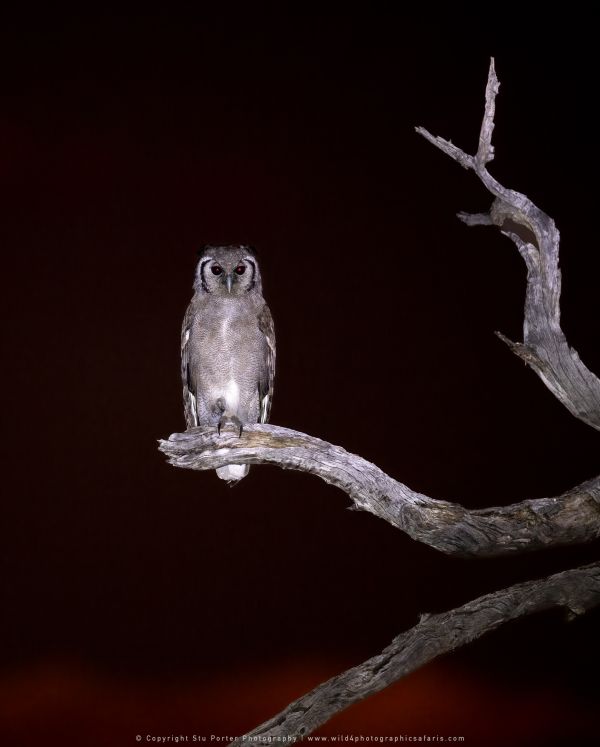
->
[1, 9, 599, 747]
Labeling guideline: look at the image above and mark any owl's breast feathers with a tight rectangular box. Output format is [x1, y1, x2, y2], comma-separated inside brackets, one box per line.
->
[181, 296, 276, 429]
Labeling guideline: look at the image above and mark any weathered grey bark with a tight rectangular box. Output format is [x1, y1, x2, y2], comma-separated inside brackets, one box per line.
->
[228, 562, 600, 745]
[159, 423, 600, 557]
[416, 59, 600, 432]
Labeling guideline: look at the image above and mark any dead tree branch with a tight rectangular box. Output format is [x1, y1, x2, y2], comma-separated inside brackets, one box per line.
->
[159, 424, 600, 557]
[416, 58, 600, 432]
[228, 561, 600, 744]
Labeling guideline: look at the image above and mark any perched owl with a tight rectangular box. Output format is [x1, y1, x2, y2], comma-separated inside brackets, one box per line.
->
[181, 245, 276, 483]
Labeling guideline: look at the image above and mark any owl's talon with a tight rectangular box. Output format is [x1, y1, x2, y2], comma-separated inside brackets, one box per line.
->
[217, 415, 243, 438]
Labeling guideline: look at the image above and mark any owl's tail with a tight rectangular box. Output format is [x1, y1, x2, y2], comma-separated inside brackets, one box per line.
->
[216, 464, 250, 483]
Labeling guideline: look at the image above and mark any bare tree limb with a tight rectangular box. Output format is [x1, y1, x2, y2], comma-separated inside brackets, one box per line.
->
[227, 561, 600, 744]
[159, 424, 600, 557]
[416, 58, 600, 431]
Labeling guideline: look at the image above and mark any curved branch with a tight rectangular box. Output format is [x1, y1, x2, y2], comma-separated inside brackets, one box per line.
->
[228, 561, 600, 744]
[416, 58, 600, 431]
[159, 424, 600, 557]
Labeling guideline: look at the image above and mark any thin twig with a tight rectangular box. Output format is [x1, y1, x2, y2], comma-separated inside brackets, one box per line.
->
[475, 56, 499, 167]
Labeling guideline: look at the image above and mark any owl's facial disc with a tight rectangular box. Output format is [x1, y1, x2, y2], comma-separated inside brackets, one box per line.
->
[196, 247, 258, 296]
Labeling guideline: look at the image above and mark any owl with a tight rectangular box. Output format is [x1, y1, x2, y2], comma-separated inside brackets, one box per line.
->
[181, 245, 276, 483]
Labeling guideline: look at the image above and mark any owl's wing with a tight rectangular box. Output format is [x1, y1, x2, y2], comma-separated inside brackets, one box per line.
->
[181, 303, 198, 428]
[258, 303, 276, 423]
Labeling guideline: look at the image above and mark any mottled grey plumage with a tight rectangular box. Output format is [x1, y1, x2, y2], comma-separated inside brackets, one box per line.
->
[181, 245, 275, 482]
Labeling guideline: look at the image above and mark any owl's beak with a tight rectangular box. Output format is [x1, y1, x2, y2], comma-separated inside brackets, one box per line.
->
[225, 274, 233, 294]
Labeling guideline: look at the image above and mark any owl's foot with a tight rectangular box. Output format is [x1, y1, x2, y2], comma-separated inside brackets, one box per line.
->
[217, 414, 243, 438]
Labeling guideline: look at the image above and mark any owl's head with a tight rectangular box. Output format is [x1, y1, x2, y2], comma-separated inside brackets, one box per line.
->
[194, 245, 262, 297]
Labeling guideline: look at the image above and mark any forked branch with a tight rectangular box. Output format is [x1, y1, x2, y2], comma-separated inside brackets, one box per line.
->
[416, 58, 600, 431]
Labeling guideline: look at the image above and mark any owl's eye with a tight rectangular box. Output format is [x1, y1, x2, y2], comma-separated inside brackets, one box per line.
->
[211, 265, 223, 275]
[234, 264, 246, 275]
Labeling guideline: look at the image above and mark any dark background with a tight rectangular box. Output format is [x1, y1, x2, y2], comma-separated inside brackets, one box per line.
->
[1, 8, 598, 747]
